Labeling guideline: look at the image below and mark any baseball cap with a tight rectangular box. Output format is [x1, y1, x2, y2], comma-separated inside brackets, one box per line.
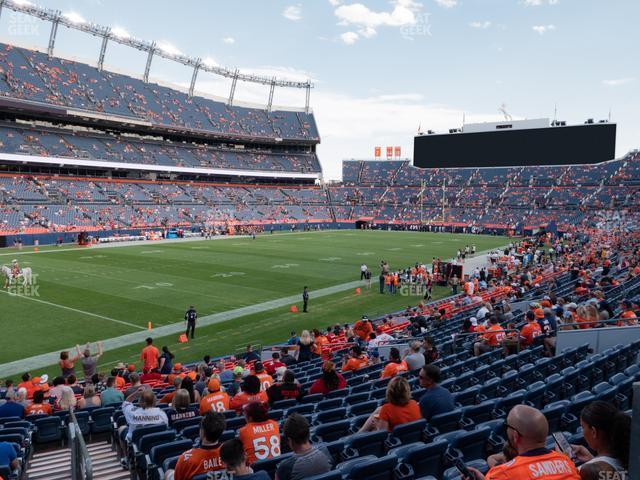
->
[233, 366, 244, 376]
[254, 361, 264, 372]
[173, 363, 182, 372]
[127, 364, 136, 372]
[208, 378, 221, 392]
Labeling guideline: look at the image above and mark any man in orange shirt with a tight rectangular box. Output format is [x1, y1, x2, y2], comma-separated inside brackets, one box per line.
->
[25, 390, 52, 416]
[199, 379, 230, 415]
[230, 375, 268, 413]
[140, 338, 159, 374]
[353, 316, 373, 341]
[473, 317, 505, 356]
[253, 362, 273, 392]
[520, 311, 542, 347]
[17, 373, 36, 400]
[464, 405, 579, 480]
[165, 412, 226, 480]
[618, 300, 638, 326]
[341, 345, 369, 373]
[239, 402, 281, 465]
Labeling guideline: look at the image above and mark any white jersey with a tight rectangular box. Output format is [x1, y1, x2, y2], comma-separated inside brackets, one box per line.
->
[122, 401, 168, 440]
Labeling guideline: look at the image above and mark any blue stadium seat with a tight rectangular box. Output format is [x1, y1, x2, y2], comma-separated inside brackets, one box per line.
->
[90, 407, 115, 434]
[313, 420, 352, 442]
[149, 440, 193, 477]
[33, 417, 62, 445]
[253, 452, 293, 478]
[345, 455, 399, 480]
[389, 439, 448, 478]
[314, 407, 348, 426]
[386, 419, 428, 447]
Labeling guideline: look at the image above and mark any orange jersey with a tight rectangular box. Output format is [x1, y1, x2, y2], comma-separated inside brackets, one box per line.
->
[520, 322, 542, 346]
[256, 373, 273, 391]
[239, 420, 281, 464]
[229, 391, 269, 412]
[485, 449, 579, 480]
[25, 402, 52, 416]
[353, 321, 373, 341]
[140, 345, 159, 371]
[199, 392, 230, 415]
[483, 324, 506, 347]
[342, 355, 369, 373]
[380, 360, 408, 379]
[173, 444, 225, 480]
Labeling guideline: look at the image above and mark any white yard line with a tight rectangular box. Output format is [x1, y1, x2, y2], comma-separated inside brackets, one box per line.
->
[0, 289, 145, 330]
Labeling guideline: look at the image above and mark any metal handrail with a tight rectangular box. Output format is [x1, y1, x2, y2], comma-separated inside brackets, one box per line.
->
[68, 411, 92, 480]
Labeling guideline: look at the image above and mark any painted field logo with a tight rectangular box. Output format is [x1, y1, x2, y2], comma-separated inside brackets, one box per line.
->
[8, 273, 40, 297]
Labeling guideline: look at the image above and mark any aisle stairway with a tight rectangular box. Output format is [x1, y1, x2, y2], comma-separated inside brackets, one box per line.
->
[27, 441, 128, 480]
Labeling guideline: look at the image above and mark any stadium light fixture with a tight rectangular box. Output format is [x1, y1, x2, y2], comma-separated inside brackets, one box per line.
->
[62, 11, 86, 24]
[157, 41, 182, 56]
[110, 26, 130, 39]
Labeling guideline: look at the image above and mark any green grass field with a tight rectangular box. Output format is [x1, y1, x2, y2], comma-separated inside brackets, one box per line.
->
[0, 230, 507, 378]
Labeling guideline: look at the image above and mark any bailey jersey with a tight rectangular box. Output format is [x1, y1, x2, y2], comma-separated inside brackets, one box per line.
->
[485, 448, 580, 480]
[239, 419, 281, 464]
[173, 444, 227, 480]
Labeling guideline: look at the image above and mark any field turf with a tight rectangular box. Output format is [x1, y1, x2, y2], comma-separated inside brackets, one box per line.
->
[0, 230, 507, 377]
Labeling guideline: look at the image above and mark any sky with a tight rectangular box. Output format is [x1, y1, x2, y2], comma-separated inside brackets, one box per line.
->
[0, 0, 637, 180]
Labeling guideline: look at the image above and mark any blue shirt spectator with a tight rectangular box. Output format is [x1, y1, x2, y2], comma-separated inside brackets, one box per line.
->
[0, 441, 18, 470]
[418, 364, 455, 421]
[0, 400, 24, 419]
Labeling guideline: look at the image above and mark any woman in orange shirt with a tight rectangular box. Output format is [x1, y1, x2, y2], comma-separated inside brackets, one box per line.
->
[358, 376, 420, 432]
[380, 347, 408, 379]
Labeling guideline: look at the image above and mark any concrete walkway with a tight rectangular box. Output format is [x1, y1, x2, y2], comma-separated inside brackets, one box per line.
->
[0, 244, 498, 377]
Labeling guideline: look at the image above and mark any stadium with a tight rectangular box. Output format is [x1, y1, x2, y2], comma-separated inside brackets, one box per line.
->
[0, 1, 638, 480]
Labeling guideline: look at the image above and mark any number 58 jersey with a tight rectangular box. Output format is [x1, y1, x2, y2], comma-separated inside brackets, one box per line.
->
[239, 419, 281, 464]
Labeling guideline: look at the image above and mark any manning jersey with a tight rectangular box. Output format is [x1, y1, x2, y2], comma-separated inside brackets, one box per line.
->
[199, 392, 230, 415]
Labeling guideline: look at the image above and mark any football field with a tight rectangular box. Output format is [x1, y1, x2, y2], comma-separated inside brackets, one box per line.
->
[0, 230, 507, 378]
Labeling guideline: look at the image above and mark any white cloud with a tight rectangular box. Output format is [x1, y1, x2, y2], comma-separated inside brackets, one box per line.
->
[469, 21, 491, 29]
[602, 78, 636, 87]
[532, 24, 556, 35]
[333, 0, 423, 42]
[340, 31, 359, 44]
[283, 4, 302, 21]
[328, 0, 342, 5]
[222, 37, 235, 44]
[434, 0, 458, 7]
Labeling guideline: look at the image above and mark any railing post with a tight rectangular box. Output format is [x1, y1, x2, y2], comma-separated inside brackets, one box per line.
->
[630, 382, 640, 479]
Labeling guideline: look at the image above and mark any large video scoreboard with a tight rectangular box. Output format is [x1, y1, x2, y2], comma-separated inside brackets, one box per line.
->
[414, 119, 616, 169]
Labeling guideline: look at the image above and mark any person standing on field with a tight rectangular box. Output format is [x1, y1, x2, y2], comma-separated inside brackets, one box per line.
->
[302, 287, 309, 313]
[185, 305, 197, 339]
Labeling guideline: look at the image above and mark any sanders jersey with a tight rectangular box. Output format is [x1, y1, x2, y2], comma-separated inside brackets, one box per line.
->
[239, 419, 281, 464]
[486, 449, 580, 480]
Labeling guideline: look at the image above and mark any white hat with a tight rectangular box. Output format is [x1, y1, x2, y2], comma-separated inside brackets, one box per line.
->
[566, 303, 578, 309]
[39, 374, 49, 385]
[11, 259, 17, 263]
[470, 317, 478, 326]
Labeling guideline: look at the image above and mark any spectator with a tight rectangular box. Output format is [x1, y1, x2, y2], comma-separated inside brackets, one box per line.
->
[418, 365, 455, 421]
[78, 385, 101, 409]
[158, 346, 174, 375]
[140, 368, 163, 384]
[140, 338, 160, 374]
[309, 361, 346, 396]
[380, 347, 408, 379]
[66, 375, 83, 395]
[230, 375, 268, 412]
[159, 377, 183, 404]
[253, 362, 273, 391]
[358, 376, 421, 432]
[124, 373, 141, 398]
[280, 348, 297, 366]
[165, 412, 227, 480]
[341, 345, 369, 373]
[422, 336, 439, 364]
[80, 342, 103, 381]
[239, 402, 281, 464]
[404, 341, 425, 371]
[473, 316, 505, 356]
[464, 405, 579, 480]
[199, 378, 230, 415]
[578, 461, 617, 480]
[287, 331, 300, 346]
[25, 390, 51, 416]
[267, 370, 304, 404]
[297, 330, 314, 362]
[226, 367, 245, 397]
[520, 311, 542, 347]
[570, 401, 630, 472]
[244, 344, 261, 363]
[119, 386, 168, 443]
[180, 376, 201, 403]
[59, 347, 81, 378]
[0, 441, 19, 476]
[16, 373, 35, 400]
[265, 353, 285, 375]
[353, 316, 373, 342]
[276, 414, 332, 480]
[217, 362, 234, 383]
[220, 438, 270, 480]
[55, 386, 77, 412]
[168, 389, 197, 425]
[100, 377, 124, 406]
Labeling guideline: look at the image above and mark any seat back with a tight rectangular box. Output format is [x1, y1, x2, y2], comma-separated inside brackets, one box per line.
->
[451, 426, 491, 461]
[347, 455, 398, 480]
[403, 440, 448, 477]
[149, 439, 193, 468]
[314, 420, 351, 442]
[253, 452, 293, 477]
[34, 417, 62, 444]
[390, 419, 427, 445]
[346, 430, 389, 457]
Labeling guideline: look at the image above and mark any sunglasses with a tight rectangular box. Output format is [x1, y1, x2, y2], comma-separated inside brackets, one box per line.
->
[504, 420, 522, 436]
